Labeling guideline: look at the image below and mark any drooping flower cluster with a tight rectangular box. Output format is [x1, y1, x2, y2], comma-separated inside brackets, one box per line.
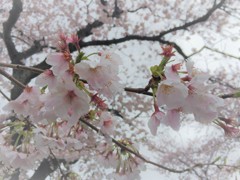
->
[148, 46, 224, 134]
[97, 139, 145, 179]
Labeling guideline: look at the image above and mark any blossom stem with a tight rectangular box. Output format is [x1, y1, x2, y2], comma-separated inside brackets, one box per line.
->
[86, 52, 99, 58]
[0, 62, 44, 73]
[0, 69, 26, 89]
[14, 133, 22, 149]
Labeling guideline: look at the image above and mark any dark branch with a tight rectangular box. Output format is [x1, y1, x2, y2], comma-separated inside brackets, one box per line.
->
[77, 20, 104, 40]
[220, 93, 236, 99]
[124, 87, 153, 96]
[18, 40, 44, 60]
[159, 0, 226, 37]
[2, 0, 23, 61]
[112, 0, 123, 18]
[127, 6, 148, 13]
[80, 35, 188, 59]
[209, 77, 238, 90]
[29, 157, 63, 180]
[15, 0, 226, 92]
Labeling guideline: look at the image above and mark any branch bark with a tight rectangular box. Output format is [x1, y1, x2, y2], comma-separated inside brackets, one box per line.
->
[2, 0, 22, 61]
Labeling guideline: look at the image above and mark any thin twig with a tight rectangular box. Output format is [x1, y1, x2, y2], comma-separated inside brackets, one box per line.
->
[49, 148, 67, 179]
[80, 118, 219, 173]
[205, 46, 240, 60]
[0, 69, 26, 89]
[220, 93, 236, 99]
[0, 90, 10, 101]
[124, 87, 153, 96]
[0, 62, 44, 74]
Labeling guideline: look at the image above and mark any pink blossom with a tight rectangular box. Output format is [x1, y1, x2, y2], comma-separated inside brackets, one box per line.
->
[148, 104, 164, 135]
[34, 133, 65, 150]
[183, 93, 224, 123]
[91, 93, 108, 110]
[35, 69, 57, 90]
[0, 147, 46, 170]
[99, 49, 122, 70]
[67, 34, 80, 50]
[44, 84, 90, 128]
[164, 64, 181, 82]
[3, 86, 42, 117]
[217, 121, 240, 137]
[67, 34, 80, 44]
[75, 62, 122, 98]
[0, 135, 46, 170]
[182, 61, 224, 123]
[160, 45, 175, 58]
[162, 109, 181, 131]
[98, 77, 123, 98]
[99, 112, 116, 135]
[58, 70, 76, 89]
[185, 60, 210, 90]
[173, 61, 224, 123]
[46, 53, 70, 76]
[156, 80, 188, 109]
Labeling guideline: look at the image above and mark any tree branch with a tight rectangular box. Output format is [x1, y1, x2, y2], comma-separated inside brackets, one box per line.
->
[80, 118, 240, 173]
[77, 20, 104, 40]
[80, 36, 188, 59]
[18, 39, 45, 60]
[0, 89, 10, 101]
[205, 46, 240, 60]
[29, 157, 62, 180]
[159, 0, 226, 37]
[2, 0, 22, 61]
[0, 69, 26, 89]
[124, 87, 153, 96]
[0, 62, 44, 74]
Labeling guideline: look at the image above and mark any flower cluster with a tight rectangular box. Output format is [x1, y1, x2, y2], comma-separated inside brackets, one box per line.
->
[0, 40, 231, 178]
[1, 34, 123, 171]
[148, 46, 224, 134]
[97, 139, 145, 179]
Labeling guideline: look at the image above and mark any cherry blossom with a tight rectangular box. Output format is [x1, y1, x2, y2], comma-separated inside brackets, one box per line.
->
[148, 103, 164, 135]
[99, 111, 116, 135]
[35, 69, 57, 90]
[3, 86, 42, 118]
[162, 109, 181, 131]
[91, 93, 108, 110]
[75, 61, 123, 98]
[156, 79, 188, 109]
[160, 45, 175, 58]
[44, 83, 90, 128]
[46, 52, 71, 76]
[98, 49, 122, 70]
[182, 61, 224, 123]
